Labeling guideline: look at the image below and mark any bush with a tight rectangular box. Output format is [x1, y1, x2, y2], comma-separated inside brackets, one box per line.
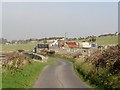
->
[2, 52, 32, 72]
[17, 49, 24, 53]
[80, 44, 120, 88]
[85, 44, 120, 74]
[72, 51, 82, 58]
[57, 44, 120, 88]
[47, 50, 55, 55]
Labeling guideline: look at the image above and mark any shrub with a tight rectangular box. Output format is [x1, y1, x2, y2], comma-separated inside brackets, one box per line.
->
[17, 49, 24, 53]
[2, 52, 32, 72]
[72, 51, 82, 58]
[82, 44, 120, 88]
[85, 44, 120, 74]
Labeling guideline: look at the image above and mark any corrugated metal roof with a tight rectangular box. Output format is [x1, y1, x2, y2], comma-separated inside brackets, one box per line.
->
[66, 42, 79, 48]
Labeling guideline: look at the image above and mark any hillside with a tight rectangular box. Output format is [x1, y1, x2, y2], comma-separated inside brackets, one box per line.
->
[77, 35, 118, 46]
[96, 35, 118, 45]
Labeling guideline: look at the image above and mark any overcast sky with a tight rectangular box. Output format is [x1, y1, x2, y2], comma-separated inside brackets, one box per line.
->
[2, 2, 118, 41]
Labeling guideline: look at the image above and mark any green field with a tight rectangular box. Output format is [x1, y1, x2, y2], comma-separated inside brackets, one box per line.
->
[2, 58, 53, 88]
[96, 35, 118, 45]
[77, 35, 118, 45]
[1, 43, 36, 52]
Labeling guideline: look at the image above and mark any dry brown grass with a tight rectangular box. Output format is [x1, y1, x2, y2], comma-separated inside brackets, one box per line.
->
[2, 52, 32, 71]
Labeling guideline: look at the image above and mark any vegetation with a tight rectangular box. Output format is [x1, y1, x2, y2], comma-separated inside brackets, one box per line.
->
[2, 52, 32, 71]
[2, 52, 53, 88]
[1, 35, 119, 53]
[96, 35, 118, 45]
[1, 33, 119, 89]
[43, 39, 47, 44]
[88, 36, 96, 42]
[54, 44, 120, 89]
[77, 35, 118, 45]
[1, 43, 36, 52]
[0, 37, 64, 45]
[2, 62, 50, 88]
[0, 66, 1, 90]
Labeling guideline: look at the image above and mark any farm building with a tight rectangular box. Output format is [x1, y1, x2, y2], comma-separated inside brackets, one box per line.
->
[33, 44, 49, 53]
[79, 42, 97, 49]
[65, 41, 79, 52]
[49, 38, 65, 47]
[50, 40, 58, 46]
[79, 42, 91, 49]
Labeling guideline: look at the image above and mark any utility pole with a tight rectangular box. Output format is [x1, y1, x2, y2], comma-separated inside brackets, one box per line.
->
[65, 32, 67, 40]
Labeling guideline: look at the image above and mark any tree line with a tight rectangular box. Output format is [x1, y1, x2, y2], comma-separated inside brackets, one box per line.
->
[1, 32, 119, 44]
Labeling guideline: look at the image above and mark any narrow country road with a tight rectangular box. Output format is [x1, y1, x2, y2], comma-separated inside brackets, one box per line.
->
[33, 57, 92, 88]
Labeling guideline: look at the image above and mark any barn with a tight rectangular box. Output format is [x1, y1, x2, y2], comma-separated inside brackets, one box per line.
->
[65, 41, 79, 52]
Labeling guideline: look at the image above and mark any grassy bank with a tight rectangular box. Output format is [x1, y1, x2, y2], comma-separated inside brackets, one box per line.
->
[54, 53, 120, 89]
[74, 60, 120, 89]
[2, 59, 53, 88]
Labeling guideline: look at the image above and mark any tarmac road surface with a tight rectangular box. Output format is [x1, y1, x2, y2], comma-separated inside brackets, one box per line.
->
[33, 57, 92, 88]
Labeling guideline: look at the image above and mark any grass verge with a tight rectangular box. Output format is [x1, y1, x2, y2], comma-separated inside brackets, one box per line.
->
[2, 58, 53, 88]
[53, 54, 120, 89]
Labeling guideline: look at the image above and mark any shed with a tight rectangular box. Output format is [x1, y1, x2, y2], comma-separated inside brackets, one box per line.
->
[66, 41, 79, 52]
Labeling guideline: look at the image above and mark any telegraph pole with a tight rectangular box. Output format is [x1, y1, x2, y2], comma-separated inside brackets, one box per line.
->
[65, 32, 67, 40]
